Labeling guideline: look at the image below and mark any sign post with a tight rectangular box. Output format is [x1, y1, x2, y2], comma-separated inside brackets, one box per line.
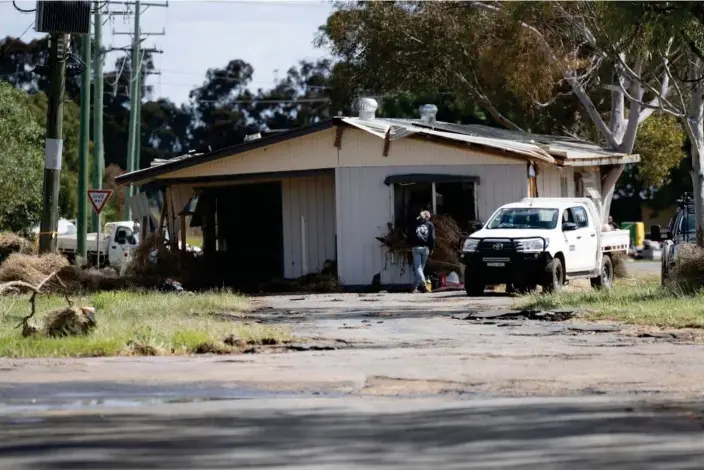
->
[87, 189, 113, 267]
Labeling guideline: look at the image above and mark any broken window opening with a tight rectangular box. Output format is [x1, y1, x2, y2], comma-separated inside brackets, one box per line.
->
[393, 180, 477, 233]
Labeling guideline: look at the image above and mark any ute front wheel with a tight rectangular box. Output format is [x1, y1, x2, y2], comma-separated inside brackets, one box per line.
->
[542, 258, 564, 293]
[464, 267, 485, 296]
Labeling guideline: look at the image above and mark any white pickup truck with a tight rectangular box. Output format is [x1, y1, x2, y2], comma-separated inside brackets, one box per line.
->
[459, 198, 630, 295]
[57, 221, 139, 271]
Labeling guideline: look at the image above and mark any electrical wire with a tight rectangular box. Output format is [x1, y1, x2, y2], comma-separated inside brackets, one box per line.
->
[12, 0, 35, 13]
[106, 54, 127, 87]
[15, 21, 35, 42]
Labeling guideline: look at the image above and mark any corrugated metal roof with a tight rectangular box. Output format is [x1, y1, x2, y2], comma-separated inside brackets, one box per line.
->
[342, 117, 638, 165]
[340, 117, 555, 163]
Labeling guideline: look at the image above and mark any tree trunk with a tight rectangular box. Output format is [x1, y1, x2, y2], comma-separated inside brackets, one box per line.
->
[691, 167, 704, 247]
[689, 140, 704, 247]
[600, 164, 625, 226]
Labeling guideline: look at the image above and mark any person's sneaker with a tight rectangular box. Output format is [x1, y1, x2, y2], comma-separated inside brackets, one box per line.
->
[411, 288, 420, 294]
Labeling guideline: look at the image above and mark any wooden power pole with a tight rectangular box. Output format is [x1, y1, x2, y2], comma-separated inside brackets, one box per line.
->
[92, 3, 105, 233]
[77, 27, 92, 260]
[38, 34, 68, 254]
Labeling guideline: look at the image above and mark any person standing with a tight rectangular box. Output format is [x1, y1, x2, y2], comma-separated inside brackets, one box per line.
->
[409, 210, 436, 293]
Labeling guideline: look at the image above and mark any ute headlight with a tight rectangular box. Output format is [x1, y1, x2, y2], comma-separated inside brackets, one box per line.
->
[462, 238, 480, 252]
[516, 238, 546, 253]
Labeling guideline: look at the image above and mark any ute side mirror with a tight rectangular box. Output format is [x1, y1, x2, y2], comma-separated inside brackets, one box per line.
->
[650, 224, 671, 241]
[562, 222, 577, 232]
[650, 225, 662, 241]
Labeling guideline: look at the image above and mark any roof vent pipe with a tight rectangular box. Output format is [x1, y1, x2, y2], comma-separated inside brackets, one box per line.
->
[357, 97, 378, 120]
[419, 104, 438, 124]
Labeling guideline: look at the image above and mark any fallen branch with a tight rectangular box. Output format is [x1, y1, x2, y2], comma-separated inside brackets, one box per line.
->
[0, 270, 67, 330]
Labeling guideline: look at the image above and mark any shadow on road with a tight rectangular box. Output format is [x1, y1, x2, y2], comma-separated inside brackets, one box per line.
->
[0, 399, 701, 469]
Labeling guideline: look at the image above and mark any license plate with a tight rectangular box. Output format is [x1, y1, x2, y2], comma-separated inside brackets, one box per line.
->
[486, 262, 505, 267]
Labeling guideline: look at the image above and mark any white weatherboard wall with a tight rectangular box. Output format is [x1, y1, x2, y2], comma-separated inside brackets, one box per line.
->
[281, 173, 336, 279]
[335, 165, 529, 287]
[536, 164, 575, 197]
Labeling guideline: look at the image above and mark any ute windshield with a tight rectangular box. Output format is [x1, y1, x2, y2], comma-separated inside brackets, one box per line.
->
[486, 207, 559, 230]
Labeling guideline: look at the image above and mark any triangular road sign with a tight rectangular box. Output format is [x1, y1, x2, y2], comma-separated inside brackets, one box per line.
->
[87, 189, 113, 215]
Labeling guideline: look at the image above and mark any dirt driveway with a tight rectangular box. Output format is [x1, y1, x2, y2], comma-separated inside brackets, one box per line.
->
[2, 290, 702, 400]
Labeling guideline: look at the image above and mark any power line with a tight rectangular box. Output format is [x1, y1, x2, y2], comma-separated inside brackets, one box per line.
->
[16, 21, 36, 41]
[12, 0, 35, 13]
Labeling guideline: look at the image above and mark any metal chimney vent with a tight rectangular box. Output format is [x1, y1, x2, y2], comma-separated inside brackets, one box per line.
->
[419, 104, 438, 124]
[35, 1, 91, 34]
[357, 97, 378, 120]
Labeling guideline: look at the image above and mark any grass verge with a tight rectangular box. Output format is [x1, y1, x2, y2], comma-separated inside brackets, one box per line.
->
[0, 291, 288, 358]
[515, 278, 704, 329]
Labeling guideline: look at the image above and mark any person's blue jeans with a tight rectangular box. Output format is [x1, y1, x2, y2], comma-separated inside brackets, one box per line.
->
[412, 246, 429, 290]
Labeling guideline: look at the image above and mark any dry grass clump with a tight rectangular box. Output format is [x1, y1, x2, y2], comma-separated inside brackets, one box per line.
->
[0, 253, 127, 294]
[25, 306, 98, 338]
[611, 253, 629, 279]
[0, 232, 35, 262]
[666, 244, 704, 293]
[0, 253, 69, 292]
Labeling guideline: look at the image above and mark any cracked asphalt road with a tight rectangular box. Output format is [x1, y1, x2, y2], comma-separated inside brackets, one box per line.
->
[1, 274, 703, 469]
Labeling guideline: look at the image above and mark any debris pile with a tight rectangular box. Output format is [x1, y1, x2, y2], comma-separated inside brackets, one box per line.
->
[127, 234, 212, 290]
[611, 253, 628, 279]
[0, 253, 69, 292]
[0, 253, 127, 294]
[258, 260, 340, 293]
[665, 244, 704, 292]
[0, 232, 35, 262]
[34, 306, 97, 338]
[376, 215, 467, 276]
[0, 270, 98, 338]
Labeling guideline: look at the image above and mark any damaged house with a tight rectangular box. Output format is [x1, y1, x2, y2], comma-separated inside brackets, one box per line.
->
[116, 99, 638, 290]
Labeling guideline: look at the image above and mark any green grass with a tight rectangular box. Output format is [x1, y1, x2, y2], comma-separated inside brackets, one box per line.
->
[515, 278, 704, 329]
[0, 291, 288, 358]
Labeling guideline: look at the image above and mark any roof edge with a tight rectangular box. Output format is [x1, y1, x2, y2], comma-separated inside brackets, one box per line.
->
[115, 120, 334, 186]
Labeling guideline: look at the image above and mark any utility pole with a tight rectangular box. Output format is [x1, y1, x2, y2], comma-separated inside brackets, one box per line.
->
[92, 3, 105, 233]
[124, 0, 140, 221]
[115, 0, 167, 220]
[77, 27, 92, 260]
[38, 34, 68, 254]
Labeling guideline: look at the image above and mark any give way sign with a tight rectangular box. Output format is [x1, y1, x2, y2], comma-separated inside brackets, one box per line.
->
[87, 189, 113, 215]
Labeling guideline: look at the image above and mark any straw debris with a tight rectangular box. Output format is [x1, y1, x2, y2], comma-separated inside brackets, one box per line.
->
[376, 215, 467, 276]
[0, 232, 35, 262]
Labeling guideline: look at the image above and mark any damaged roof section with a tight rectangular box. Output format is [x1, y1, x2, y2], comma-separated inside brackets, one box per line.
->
[116, 105, 639, 186]
[338, 117, 639, 167]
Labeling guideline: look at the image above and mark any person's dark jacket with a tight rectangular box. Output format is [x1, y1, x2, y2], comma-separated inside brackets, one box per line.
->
[409, 219, 436, 250]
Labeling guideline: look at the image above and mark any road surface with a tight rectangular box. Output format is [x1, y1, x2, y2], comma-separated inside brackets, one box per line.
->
[2, 272, 704, 469]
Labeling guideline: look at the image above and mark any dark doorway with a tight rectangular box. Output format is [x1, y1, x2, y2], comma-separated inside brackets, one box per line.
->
[216, 182, 284, 288]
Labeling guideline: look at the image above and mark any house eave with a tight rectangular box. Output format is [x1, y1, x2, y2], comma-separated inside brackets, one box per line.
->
[558, 154, 641, 167]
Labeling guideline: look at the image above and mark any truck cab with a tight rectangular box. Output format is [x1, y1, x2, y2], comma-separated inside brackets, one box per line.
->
[459, 198, 629, 295]
[651, 194, 695, 282]
[56, 221, 139, 271]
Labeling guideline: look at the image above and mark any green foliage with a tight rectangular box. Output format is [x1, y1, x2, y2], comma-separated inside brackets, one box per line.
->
[0, 82, 44, 234]
[317, 1, 589, 134]
[634, 114, 686, 187]
[26, 92, 84, 218]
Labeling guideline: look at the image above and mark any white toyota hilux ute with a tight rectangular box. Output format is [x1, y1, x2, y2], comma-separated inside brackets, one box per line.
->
[459, 198, 630, 296]
[56, 221, 139, 271]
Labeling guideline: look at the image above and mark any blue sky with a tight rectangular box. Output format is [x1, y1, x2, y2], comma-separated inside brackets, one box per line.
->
[1, 0, 334, 104]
